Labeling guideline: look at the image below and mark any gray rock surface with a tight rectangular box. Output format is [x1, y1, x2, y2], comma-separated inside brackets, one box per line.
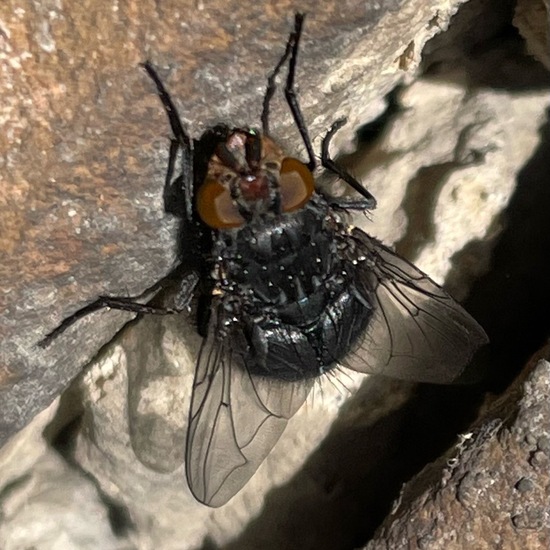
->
[0, 402, 126, 550]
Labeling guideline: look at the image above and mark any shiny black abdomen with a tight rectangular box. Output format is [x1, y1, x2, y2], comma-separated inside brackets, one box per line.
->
[214, 196, 373, 381]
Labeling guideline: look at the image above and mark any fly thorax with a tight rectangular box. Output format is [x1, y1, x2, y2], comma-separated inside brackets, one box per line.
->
[214, 199, 350, 325]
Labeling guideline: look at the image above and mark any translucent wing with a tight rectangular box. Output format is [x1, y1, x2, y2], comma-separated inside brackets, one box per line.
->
[342, 229, 488, 383]
[186, 303, 313, 507]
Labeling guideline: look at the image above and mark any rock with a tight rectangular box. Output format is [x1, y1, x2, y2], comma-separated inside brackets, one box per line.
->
[0, 401, 122, 550]
[1, 0, 549, 548]
[514, 0, 550, 69]
[364, 359, 550, 550]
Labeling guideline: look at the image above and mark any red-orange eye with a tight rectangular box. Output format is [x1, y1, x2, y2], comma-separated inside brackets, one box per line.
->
[196, 179, 245, 229]
[279, 157, 314, 212]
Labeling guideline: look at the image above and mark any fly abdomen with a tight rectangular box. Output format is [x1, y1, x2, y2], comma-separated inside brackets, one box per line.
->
[239, 283, 374, 380]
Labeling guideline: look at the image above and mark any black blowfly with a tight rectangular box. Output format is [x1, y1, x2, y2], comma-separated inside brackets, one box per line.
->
[40, 14, 488, 507]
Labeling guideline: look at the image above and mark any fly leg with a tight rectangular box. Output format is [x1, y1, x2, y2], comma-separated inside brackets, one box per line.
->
[39, 271, 200, 348]
[141, 62, 194, 222]
[282, 13, 316, 171]
[261, 19, 294, 136]
[321, 118, 377, 210]
[261, 13, 317, 172]
[38, 296, 181, 348]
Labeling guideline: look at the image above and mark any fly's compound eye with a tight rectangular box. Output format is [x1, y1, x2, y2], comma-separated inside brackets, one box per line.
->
[279, 157, 314, 213]
[197, 158, 314, 229]
[196, 179, 245, 229]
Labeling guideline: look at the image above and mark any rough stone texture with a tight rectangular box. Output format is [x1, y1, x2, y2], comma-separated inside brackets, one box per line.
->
[364, 358, 550, 550]
[350, 79, 549, 294]
[514, 0, 550, 69]
[1, 0, 550, 549]
[0, 401, 124, 550]
[1, 0, 469, 449]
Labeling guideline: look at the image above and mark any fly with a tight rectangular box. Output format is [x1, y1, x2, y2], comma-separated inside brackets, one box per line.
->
[40, 13, 488, 507]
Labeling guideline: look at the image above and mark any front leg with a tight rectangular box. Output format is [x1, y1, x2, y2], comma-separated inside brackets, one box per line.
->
[141, 62, 195, 224]
[321, 118, 377, 210]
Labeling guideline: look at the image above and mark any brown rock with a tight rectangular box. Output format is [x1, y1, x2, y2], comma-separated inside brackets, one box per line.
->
[365, 359, 550, 550]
